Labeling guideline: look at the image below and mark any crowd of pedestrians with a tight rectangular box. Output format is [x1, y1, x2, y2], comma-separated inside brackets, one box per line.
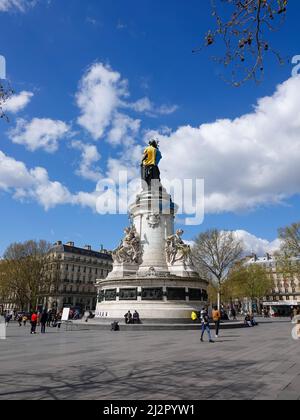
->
[191, 304, 262, 344]
[2, 310, 65, 335]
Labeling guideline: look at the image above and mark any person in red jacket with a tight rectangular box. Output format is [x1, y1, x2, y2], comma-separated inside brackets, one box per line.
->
[30, 312, 38, 335]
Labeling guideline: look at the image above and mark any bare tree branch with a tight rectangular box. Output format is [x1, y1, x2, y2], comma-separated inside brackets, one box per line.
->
[0, 81, 13, 122]
[194, 0, 288, 86]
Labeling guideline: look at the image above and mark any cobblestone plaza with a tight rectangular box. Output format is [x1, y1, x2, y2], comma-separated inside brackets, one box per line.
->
[0, 320, 299, 401]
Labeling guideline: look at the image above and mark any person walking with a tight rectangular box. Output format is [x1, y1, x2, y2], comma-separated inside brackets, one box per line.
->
[18, 314, 23, 327]
[5, 314, 11, 327]
[30, 312, 38, 335]
[46, 311, 52, 327]
[40, 311, 48, 334]
[212, 306, 221, 338]
[200, 308, 214, 343]
[22, 315, 28, 327]
[231, 306, 237, 321]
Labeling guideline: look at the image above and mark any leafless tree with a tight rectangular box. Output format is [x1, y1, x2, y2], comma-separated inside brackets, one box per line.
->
[192, 229, 244, 309]
[2, 240, 52, 311]
[0, 81, 13, 121]
[279, 221, 300, 256]
[194, 0, 288, 86]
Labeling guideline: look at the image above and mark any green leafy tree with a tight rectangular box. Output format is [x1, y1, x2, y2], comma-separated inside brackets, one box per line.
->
[228, 263, 273, 313]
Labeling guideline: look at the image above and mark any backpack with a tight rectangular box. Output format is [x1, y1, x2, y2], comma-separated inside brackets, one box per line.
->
[191, 311, 198, 321]
[111, 322, 120, 331]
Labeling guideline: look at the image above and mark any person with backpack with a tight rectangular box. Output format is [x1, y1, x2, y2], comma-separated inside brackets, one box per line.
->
[200, 308, 214, 343]
[111, 321, 120, 331]
[212, 306, 221, 338]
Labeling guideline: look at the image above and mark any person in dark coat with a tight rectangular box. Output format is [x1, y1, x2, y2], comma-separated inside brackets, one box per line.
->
[40, 311, 48, 334]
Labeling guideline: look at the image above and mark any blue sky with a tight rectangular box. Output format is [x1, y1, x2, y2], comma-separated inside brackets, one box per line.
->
[0, 0, 300, 256]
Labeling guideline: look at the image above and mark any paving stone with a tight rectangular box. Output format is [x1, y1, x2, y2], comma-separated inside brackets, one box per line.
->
[0, 320, 299, 400]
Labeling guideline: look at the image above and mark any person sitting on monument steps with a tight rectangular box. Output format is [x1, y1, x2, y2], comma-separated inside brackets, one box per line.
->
[133, 310, 141, 324]
[141, 140, 162, 187]
[124, 311, 133, 324]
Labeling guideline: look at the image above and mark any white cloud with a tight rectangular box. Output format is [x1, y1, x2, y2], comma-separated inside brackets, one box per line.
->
[72, 190, 99, 211]
[126, 97, 178, 117]
[128, 97, 152, 113]
[9, 118, 70, 152]
[149, 76, 300, 214]
[71, 140, 102, 182]
[188, 230, 281, 256]
[0, 0, 37, 12]
[0, 150, 33, 190]
[108, 113, 140, 146]
[3, 91, 33, 113]
[76, 63, 129, 140]
[233, 230, 281, 256]
[76, 63, 177, 142]
[157, 104, 179, 115]
[29, 167, 73, 210]
[0, 150, 72, 210]
[116, 20, 127, 30]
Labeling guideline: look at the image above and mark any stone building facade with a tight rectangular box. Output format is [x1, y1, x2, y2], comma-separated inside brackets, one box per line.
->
[246, 254, 300, 315]
[43, 242, 113, 312]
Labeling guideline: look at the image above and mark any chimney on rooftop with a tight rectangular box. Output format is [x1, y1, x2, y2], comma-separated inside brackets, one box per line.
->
[85, 245, 92, 251]
[66, 242, 75, 247]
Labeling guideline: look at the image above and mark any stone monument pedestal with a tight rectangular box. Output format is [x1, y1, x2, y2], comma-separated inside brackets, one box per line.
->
[95, 186, 208, 321]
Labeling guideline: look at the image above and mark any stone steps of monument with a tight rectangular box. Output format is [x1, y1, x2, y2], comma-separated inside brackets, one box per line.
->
[73, 320, 245, 331]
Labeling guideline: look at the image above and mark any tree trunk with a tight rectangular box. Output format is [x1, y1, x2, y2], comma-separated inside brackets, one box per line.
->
[248, 298, 253, 315]
[217, 289, 221, 311]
